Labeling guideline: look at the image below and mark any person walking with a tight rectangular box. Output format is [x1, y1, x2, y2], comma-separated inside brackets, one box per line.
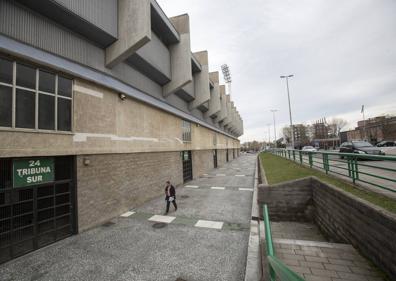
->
[164, 181, 177, 215]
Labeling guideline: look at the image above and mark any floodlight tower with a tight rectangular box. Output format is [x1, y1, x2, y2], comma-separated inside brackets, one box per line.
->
[221, 64, 232, 97]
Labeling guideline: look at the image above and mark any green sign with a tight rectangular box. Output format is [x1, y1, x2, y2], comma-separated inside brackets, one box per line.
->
[13, 158, 54, 188]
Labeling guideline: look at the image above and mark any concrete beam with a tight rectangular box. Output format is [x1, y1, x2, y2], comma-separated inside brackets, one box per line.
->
[217, 85, 227, 123]
[205, 71, 221, 119]
[163, 14, 192, 97]
[189, 51, 210, 111]
[106, 0, 151, 68]
[223, 94, 233, 127]
[228, 101, 236, 131]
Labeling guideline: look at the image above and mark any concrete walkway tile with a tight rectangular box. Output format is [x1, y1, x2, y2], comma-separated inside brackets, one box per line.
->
[185, 185, 199, 188]
[148, 215, 176, 223]
[216, 174, 226, 176]
[239, 188, 253, 191]
[222, 222, 250, 231]
[131, 212, 153, 220]
[211, 186, 226, 190]
[120, 211, 136, 217]
[172, 216, 197, 227]
[235, 175, 246, 177]
[195, 220, 224, 229]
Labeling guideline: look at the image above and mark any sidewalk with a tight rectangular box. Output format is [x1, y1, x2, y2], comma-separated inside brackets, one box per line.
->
[0, 154, 256, 281]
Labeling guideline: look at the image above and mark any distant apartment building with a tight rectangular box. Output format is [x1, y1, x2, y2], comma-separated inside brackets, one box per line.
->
[342, 116, 396, 144]
[0, 0, 243, 263]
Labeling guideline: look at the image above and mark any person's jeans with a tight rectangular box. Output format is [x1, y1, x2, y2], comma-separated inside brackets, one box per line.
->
[166, 200, 177, 213]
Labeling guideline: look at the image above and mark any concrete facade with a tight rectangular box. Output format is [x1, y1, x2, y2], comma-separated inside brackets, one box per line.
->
[205, 72, 221, 119]
[105, 0, 151, 68]
[163, 14, 193, 97]
[0, 1, 244, 260]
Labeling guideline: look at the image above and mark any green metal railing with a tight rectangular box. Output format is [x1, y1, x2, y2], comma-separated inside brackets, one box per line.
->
[271, 149, 396, 193]
[262, 204, 305, 281]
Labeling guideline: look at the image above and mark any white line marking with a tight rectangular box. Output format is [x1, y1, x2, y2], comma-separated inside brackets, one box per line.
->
[239, 188, 253, 191]
[185, 185, 199, 188]
[203, 174, 209, 176]
[216, 174, 226, 176]
[235, 175, 246, 177]
[120, 211, 135, 217]
[148, 215, 176, 223]
[195, 220, 224, 229]
[211, 186, 226, 190]
[74, 84, 104, 98]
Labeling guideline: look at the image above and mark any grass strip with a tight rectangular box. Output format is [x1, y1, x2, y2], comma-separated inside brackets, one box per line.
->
[260, 152, 396, 214]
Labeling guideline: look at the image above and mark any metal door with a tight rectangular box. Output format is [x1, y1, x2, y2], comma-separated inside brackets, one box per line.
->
[226, 149, 229, 162]
[181, 151, 193, 183]
[213, 150, 218, 168]
[0, 156, 76, 264]
[233, 149, 235, 159]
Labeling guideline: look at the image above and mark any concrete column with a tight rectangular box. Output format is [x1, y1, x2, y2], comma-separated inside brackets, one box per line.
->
[205, 71, 221, 118]
[223, 94, 233, 128]
[105, 0, 151, 68]
[228, 102, 236, 132]
[217, 85, 227, 123]
[163, 14, 192, 97]
[189, 51, 210, 110]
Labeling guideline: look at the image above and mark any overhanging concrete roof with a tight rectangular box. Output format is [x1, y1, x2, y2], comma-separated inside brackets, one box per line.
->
[0, 34, 239, 140]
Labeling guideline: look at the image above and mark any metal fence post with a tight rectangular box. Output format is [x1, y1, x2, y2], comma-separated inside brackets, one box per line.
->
[308, 152, 313, 168]
[323, 154, 329, 174]
[354, 158, 359, 180]
[299, 151, 303, 164]
[293, 150, 296, 161]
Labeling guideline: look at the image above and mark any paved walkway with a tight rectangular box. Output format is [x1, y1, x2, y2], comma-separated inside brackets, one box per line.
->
[0, 154, 256, 281]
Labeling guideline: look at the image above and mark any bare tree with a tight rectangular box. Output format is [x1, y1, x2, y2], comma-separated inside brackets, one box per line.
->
[328, 118, 348, 137]
[282, 126, 292, 143]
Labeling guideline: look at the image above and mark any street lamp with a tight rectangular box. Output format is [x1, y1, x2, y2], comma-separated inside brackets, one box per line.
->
[267, 123, 271, 145]
[280, 74, 294, 149]
[270, 109, 278, 147]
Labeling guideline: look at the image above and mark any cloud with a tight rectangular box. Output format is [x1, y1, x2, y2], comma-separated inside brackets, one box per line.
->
[157, 0, 396, 142]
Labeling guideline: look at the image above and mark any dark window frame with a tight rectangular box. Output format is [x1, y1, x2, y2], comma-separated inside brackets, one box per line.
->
[0, 56, 73, 133]
[182, 120, 192, 142]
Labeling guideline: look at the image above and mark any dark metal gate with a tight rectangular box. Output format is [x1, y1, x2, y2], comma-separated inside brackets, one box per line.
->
[0, 156, 76, 264]
[226, 149, 229, 162]
[213, 150, 218, 168]
[233, 149, 235, 159]
[181, 151, 193, 183]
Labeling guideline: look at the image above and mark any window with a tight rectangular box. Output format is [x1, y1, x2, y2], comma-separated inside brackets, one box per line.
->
[0, 85, 12, 127]
[0, 57, 73, 131]
[0, 58, 13, 127]
[182, 120, 191, 142]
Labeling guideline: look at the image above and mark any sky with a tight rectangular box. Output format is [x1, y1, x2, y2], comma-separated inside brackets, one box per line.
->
[157, 0, 396, 143]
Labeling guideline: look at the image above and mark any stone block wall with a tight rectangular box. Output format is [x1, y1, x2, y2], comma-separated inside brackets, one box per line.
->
[192, 149, 213, 179]
[217, 149, 227, 166]
[257, 178, 314, 221]
[312, 179, 396, 280]
[77, 151, 183, 231]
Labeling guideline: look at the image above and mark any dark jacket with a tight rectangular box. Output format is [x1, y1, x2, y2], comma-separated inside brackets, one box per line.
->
[165, 185, 176, 200]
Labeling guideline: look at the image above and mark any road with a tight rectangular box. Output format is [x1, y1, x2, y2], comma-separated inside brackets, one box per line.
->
[0, 154, 256, 281]
[299, 153, 396, 198]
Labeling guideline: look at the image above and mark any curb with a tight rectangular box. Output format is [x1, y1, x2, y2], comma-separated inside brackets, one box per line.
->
[244, 156, 262, 281]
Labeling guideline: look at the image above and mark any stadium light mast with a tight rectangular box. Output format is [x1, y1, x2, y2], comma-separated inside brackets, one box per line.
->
[221, 64, 232, 97]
